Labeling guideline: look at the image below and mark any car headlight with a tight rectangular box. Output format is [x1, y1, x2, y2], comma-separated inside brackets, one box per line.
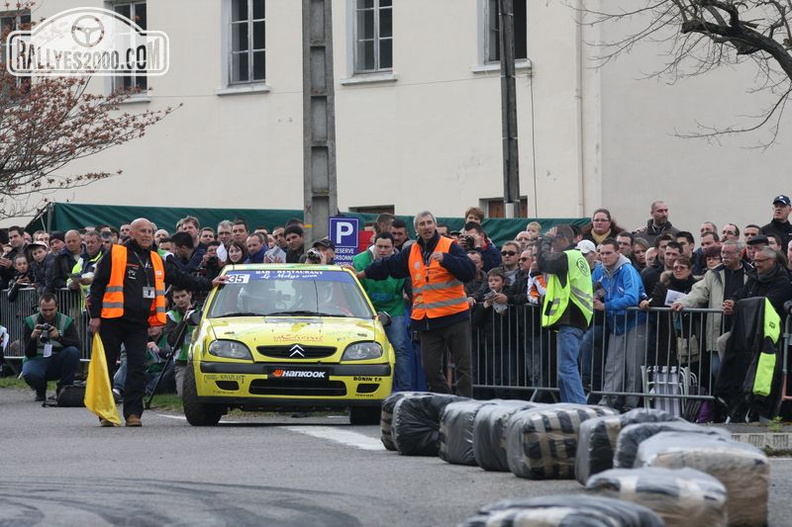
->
[208, 340, 252, 360]
[342, 342, 383, 361]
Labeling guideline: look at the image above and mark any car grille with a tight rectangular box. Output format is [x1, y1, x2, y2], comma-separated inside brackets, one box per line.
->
[256, 345, 337, 359]
[249, 379, 347, 396]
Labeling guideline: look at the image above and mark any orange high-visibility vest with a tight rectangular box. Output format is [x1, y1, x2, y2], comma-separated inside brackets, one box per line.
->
[408, 236, 468, 320]
[101, 245, 167, 327]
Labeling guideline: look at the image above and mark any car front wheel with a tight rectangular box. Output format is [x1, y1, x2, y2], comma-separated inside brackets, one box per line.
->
[183, 365, 224, 426]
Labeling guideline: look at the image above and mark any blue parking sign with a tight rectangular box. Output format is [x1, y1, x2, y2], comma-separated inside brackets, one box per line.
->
[329, 217, 359, 265]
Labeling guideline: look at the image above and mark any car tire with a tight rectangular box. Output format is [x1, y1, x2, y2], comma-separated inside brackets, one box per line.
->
[183, 365, 224, 426]
[349, 405, 381, 425]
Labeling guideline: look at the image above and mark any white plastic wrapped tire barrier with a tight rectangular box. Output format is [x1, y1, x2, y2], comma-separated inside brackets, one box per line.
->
[586, 467, 727, 527]
[380, 391, 431, 451]
[506, 404, 619, 480]
[614, 421, 730, 469]
[391, 393, 467, 456]
[575, 408, 687, 483]
[619, 407, 683, 425]
[575, 415, 622, 485]
[471, 401, 541, 472]
[438, 400, 497, 465]
[636, 432, 770, 527]
[458, 495, 664, 527]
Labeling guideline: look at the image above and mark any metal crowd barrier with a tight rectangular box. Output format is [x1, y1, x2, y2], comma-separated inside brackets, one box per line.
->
[470, 304, 736, 421]
[1, 287, 92, 362]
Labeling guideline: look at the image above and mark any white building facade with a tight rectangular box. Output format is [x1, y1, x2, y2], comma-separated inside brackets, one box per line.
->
[5, 0, 790, 233]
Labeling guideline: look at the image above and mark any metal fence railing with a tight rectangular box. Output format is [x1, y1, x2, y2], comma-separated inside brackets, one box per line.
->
[1, 287, 92, 361]
[470, 304, 737, 421]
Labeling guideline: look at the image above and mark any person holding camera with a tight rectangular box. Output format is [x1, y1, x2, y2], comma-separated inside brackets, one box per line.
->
[21, 293, 81, 402]
[537, 224, 594, 404]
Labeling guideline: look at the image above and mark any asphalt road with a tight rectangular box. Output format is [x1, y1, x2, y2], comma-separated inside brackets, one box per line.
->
[2, 387, 791, 526]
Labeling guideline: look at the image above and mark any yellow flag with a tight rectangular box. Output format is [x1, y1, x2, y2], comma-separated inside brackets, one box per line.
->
[84, 334, 121, 426]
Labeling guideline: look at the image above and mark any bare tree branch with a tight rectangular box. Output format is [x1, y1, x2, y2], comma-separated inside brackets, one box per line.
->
[576, 0, 792, 145]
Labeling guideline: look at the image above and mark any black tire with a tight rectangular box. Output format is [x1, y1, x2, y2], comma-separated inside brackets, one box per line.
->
[349, 405, 381, 425]
[183, 365, 224, 426]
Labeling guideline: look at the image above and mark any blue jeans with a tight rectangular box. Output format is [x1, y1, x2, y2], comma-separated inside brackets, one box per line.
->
[385, 315, 413, 391]
[21, 346, 80, 392]
[556, 326, 587, 404]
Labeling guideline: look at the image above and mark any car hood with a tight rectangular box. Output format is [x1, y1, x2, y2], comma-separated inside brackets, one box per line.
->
[205, 316, 379, 347]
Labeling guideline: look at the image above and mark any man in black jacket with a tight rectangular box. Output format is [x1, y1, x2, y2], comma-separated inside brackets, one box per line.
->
[724, 247, 792, 319]
[21, 293, 81, 401]
[88, 218, 226, 427]
[761, 194, 792, 251]
[46, 230, 83, 292]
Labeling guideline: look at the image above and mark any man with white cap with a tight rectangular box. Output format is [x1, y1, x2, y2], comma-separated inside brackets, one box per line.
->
[576, 240, 598, 270]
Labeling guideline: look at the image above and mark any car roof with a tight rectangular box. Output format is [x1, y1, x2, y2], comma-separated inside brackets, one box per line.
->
[223, 264, 349, 272]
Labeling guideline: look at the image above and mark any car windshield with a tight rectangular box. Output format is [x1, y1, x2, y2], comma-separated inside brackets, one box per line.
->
[207, 268, 375, 319]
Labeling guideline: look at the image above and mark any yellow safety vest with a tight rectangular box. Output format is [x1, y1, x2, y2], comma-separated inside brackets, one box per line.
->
[541, 249, 593, 328]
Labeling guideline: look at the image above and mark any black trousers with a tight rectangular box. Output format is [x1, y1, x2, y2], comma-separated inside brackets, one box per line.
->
[100, 318, 149, 419]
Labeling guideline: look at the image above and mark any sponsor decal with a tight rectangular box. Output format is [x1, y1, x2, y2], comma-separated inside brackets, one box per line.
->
[271, 369, 327, 379]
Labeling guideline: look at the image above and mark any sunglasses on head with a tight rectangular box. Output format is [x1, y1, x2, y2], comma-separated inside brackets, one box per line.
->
[501, 250, 517, 256]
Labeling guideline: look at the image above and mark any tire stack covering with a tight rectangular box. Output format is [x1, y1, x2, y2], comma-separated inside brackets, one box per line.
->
[380, 391, 430, 451]
[472, 400, 541, 471]
[458, 495, 664, 527]
[575, 408, 682, 484]
[586, 467, 728, 527]
[505, 404, 619, 479]
[636, 432, 770, 527]
[391, 393, 466, 456]
[614, 420, 731, 469]
[438, 400, 497, 465]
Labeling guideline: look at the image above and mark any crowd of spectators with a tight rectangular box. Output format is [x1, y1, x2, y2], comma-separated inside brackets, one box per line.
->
[3, 198, 792, 421]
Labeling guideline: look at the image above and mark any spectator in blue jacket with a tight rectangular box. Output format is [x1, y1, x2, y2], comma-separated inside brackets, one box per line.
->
[592, 238, 647, 411]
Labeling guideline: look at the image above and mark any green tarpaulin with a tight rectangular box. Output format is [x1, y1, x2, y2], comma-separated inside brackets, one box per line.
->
[28, 202, 587, 247]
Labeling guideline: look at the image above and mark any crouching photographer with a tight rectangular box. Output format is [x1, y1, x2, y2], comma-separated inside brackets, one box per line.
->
[22, 293, 81, 402]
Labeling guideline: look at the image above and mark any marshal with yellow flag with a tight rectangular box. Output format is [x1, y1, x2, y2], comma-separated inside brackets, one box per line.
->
[84, 335, 121, 426]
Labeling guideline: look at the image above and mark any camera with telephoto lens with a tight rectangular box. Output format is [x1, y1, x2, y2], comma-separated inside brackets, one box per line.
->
[306, 248, 323, 264]
[461, 235, 476, 251]
[39, 323, 52, 343]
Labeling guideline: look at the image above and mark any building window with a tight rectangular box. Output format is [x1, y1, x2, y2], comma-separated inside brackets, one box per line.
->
[230, 0, 265, 84]
[354, 0, 392, 73]
[485, 198, 528, 218]
[113, 1, 148, 91]
[0, 10, 31, 91]
[486, 0, 527, 62]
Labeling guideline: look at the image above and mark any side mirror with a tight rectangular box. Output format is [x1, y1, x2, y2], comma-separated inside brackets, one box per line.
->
[377, 311, 392, 327]
[186, 310, 202, 326]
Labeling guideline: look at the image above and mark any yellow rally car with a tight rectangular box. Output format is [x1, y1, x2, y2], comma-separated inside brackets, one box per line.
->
[182, 264, 395, 426]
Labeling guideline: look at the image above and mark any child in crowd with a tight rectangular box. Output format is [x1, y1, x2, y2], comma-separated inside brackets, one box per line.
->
[525, 221, 542, 241]
[7, 254, 32, 302]
[27, 242, 52, 295]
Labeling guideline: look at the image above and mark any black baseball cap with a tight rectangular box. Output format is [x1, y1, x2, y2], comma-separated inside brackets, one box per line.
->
[773, 195, 791, 206]
[312, 238, 335, 250]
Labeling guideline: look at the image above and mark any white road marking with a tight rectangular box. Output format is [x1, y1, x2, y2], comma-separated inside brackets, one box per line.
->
[282, 426, 385, 451]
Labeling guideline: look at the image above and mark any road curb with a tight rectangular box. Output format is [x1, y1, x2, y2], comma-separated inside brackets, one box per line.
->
[730, 432, 792, 456]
